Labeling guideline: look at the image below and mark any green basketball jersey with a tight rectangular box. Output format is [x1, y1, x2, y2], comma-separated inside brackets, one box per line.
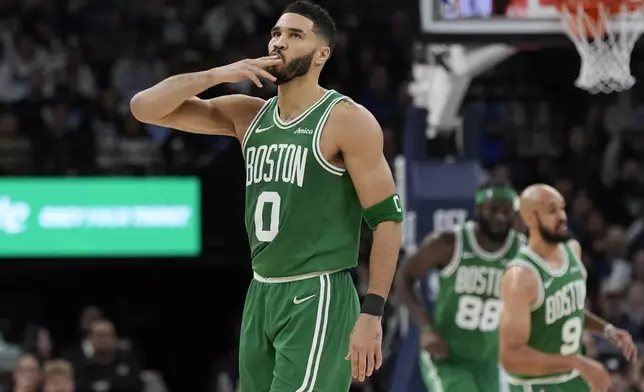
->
[242, 90, 362, 278]
[507, 242, 587, 381]
[433, 221, 525, 362]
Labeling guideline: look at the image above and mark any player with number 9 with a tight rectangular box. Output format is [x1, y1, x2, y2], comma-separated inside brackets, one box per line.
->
[500, 184, 637, 392]
[396, 180, 524, 392]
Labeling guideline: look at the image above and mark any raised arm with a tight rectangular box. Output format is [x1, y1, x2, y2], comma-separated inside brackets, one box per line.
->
[130, 56, 281, 139]
[395, 231, 455, 330]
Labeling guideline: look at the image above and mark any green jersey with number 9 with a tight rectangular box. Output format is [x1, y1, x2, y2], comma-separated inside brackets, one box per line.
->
[506, 242, 587, 381]
[242, 90, 374, 278]
[433, 222, 524, 362]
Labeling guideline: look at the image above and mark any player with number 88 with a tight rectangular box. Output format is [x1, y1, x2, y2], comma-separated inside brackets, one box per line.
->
[396, 180, 524, 392]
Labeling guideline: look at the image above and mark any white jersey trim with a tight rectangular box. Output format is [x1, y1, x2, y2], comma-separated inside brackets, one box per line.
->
[520, 245, 570, 277]
[506, 370, 579, 387]
[312, 95, 348, 176]
[567, 240, 588, 279]
[464, 221, 515, 261]
[273, 90, 335, 130]
[439, 226, 462, 278]
[253, 268, 343, 283]
[296, 274, 331, 392]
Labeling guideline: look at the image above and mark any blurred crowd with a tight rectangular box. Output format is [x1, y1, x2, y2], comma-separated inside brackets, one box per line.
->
[0, 0, 412, 177]
[2, 0, 644, 391]
[3, 306, 157, 392]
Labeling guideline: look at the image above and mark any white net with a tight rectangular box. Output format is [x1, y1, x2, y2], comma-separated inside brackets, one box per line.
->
[558, 1, 644, 94]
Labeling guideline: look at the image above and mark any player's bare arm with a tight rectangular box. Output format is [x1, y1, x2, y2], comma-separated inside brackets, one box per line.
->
[327, 101, 402, 382]
[130, 56, 282, 139]
[501, 265, 582, 374]
[500, 265, 611, 389]
[568, 239, 638, 362]
[331, 102, 402, 302]
[395, 231, 454, 330]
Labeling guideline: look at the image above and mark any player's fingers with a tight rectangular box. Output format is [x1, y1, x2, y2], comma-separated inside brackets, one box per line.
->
[250, 56, 282, 67]
[374, 344, 383, 370]
[628, 343, 637, 362]
[358, 348, 367, 381]
[351, 348, 359, 379]
[247, 65, 277, 82]
[365, 350, 374, 377]
[244, 71, 262, 88]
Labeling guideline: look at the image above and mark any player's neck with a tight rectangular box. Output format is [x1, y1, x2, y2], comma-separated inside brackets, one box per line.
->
[276, 78, 325, 122]
[527, 236, 560, 259]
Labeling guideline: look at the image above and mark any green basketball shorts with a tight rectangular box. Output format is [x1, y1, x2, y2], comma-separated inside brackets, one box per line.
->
[238, 270, 360, 392]
[419, 352, 506, 392]
[507, 371, 589, 392]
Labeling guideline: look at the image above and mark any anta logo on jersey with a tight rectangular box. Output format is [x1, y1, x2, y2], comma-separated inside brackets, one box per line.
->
[245, 144, 309, 188]
[294, 127, 313, 135]
[454, 265, 503, 298]
[545, 280, 586, 325]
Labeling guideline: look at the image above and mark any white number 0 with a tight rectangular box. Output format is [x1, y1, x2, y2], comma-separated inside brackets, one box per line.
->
[254, 191, 281, 242]
[560, 316, 582, 355]
[455, 295, 502, 332]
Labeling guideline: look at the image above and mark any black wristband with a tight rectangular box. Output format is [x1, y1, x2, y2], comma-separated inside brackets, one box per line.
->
[361, 294, 385, 316]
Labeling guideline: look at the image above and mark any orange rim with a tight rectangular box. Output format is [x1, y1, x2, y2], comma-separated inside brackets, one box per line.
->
[554, 0, 644, 37]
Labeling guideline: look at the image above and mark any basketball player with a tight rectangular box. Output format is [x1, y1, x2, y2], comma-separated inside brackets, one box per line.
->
[500, 184, 637, 392]
[396, 181, 524, 391]
[130, 1, 403, 391]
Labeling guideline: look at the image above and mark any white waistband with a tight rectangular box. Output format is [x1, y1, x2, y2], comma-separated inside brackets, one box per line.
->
[253, 268, 344, 283]
[506, 370, 579, 386]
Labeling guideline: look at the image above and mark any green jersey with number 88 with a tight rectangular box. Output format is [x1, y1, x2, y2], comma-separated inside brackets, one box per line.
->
[434, 221, 524, 362]
[506, 242, 587, 381]
[242, 90, 368, 278]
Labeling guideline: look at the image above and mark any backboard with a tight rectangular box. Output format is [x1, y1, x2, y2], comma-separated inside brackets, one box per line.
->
[420, 0, 579, 43]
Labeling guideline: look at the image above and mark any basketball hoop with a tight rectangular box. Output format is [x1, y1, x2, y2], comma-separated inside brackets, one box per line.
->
[555, 0, 644, 94]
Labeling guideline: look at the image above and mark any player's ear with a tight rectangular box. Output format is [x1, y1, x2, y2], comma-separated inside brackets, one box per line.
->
[315, 46, 331, 66]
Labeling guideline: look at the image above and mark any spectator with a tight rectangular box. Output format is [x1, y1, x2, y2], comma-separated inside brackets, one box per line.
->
[620, 281, 644, 341]
[23, 326, 53, 362]
[599, 225, 632, 295]
[69, 319, 142, 392]
[42, 360, 74, 392]
[12, 353, 41, 392]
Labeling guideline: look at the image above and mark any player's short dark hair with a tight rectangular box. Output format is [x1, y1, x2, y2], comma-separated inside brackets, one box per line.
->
[283, 0, 336, 53]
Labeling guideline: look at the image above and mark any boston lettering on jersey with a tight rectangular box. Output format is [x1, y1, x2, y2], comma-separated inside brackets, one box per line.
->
[431, 221, 525, 362]
[245, 144, 308, 187]
[242, 90, 364, 278]
[507, 242, 587, 381]
[454, 265, 503, 298]
[545, 280, 586, 326]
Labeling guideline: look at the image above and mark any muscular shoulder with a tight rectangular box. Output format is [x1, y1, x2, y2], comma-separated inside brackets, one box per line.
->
[325, 100, 382, 147]
[503, 263, 540, 300]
